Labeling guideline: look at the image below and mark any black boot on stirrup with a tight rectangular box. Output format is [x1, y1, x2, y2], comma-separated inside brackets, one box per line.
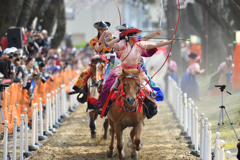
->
[97, 100, 112, 117]
[143, 98, 157, 119]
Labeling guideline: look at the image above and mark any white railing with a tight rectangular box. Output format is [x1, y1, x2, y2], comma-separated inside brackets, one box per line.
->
[168, 76, 231, 160]
[2, 81, 80, 160]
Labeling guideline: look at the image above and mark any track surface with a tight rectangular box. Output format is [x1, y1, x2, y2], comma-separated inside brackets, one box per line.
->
[27, 101, 197, 160]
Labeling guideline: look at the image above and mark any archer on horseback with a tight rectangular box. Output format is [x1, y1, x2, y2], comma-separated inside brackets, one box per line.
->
[97, 24, 175, 119]
[72, 21, 118, 102]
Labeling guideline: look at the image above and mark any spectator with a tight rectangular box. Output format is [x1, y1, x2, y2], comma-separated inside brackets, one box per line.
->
[42, 29, 51, 46]
[1, 48, 15, 80]
[181, 53, 205, 100]
[217, 55, 234, 85]
[12, 49, 25, 82]
[46, 54, 61, 75]
[164, 52, 178, 98]
[65, 32, 73, 49]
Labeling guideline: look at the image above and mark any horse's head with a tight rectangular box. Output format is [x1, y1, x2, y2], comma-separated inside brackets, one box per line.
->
[119, 68, 141, 107]
[91, 57, 106, 87]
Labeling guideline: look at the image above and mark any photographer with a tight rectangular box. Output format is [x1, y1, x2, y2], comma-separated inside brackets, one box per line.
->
[1, 48, 16, 81]
[12, 50, 25, 83]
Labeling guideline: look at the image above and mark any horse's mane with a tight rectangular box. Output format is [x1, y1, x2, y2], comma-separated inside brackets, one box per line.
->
[118, 68, 141, 82]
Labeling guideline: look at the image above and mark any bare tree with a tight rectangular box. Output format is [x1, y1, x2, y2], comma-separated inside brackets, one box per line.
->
[17, 0, 36, 27]
[51, 0, 66, 49]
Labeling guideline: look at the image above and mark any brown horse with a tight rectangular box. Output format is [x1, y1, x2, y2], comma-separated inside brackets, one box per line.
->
[85, 56, 109, 139]
[107, 68, 146, 159]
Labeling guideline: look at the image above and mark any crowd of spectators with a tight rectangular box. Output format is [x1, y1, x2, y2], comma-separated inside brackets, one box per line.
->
[0, 26, 81, 100]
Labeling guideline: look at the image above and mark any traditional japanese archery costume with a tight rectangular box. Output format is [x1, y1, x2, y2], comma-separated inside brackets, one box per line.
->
[97, 26, 164, 119]
[73, 21, 117, 103]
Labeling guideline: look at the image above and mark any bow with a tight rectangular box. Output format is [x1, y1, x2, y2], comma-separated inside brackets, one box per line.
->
[114, 0, 122, 25]
[159, 0, 163, 32]
[147, 0, 180, 82]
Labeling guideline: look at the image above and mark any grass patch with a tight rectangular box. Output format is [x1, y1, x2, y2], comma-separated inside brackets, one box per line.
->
[194, 74, 240, 149]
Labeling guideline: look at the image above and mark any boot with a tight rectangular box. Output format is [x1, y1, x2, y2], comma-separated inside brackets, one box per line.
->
[97, 100, 112, 117]
[76, 84, 88, 103]
[143, 98, 157, 119]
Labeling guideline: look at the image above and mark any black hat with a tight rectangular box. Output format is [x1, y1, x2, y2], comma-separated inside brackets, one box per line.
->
[188, 53, 198, 59]
[26, 26, 33, 31]
[93, 21, 111, 29]
[115, 23, 130, 32]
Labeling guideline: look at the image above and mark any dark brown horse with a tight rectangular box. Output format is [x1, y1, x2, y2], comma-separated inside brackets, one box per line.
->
[107, 68, 146, 159]
[85, 56, 109, 139]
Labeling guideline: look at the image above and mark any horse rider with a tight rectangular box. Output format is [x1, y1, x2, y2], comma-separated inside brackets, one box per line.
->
[96, 24, 175, 119]
[72, 21, 117, 102]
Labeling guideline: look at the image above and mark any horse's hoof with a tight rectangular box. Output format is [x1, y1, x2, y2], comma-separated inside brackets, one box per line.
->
[91, 134, 96, 138]
[131, 150, 138, 159]
[119, 150, 126, 160]
[107, 149, 113, 158]
[103, 135, 107, 140]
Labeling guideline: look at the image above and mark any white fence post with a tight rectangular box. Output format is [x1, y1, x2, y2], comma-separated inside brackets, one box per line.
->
[20, 114, 24, 160]
[180, 93, 188, 136]
[23, 108, 33, 158]
[179, 90, 183, 126]
[55, 89, 61, 126]
[190, 107, 200, 157]
[29, 103, 39, 151]
[12, 116, 17, 160]
[187, 98, 192, 138]
[39, 98, 48, 140]
[203, 118, 208, 160]
[207, 123, 212, 160]
[176, 86, 179, 119]
[190, 100, 195, 148]
[44, 94, 53, 135]
[58, 88, 64, 123]
[214, 132, 220, 160]
[49, 93, 57, 133]
[225, 150, 231, 160]
[219, 140, 225, 160]
[3, 120, 8, 160]
[52, 91, 59, 129]
[200, 113, 205, 159]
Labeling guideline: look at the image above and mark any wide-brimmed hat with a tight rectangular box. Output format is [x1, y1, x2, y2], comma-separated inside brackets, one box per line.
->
[115, 23, 130, 32]
[119, 28, 142, 36]
[93, 21, 111, 29]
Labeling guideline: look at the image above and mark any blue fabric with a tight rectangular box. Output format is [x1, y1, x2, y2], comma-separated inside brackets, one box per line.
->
[181, 71, 199, 99]
[140, 58, 164, 101]
[103, 56, 115, 84]
[30, 80, 36, 93]
[225, 73, 233, 84]
[164, 73, 178, 98]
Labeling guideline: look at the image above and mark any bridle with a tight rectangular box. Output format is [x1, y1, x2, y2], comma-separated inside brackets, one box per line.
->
[112, 75, 145, 113]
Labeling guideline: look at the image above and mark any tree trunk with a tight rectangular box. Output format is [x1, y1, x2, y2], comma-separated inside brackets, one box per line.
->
[27, 0, 46, 27]
[0, 0, 24, 37]
[51, 0, 66, 49]
[17, 0, 36, 27]
[228, 0, 240, 29]
[40, 0, 59, 35]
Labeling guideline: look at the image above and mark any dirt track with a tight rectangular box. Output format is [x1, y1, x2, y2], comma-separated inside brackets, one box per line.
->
[27, 101, 197, 160]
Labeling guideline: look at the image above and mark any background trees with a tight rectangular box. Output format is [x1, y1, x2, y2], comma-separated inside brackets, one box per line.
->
[0, 0, 66, 49]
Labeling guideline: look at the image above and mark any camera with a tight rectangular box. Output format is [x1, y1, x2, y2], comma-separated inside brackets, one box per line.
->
[41, 76, 46, 83]
[14, 58, 20, 62]
[7, 54, 13, 59]
[10, 65, 14, 71]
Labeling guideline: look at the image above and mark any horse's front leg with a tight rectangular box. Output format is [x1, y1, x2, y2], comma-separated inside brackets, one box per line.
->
[130, 127, 138, 158]
[134, 122, 143, 151]
[107, 119, 114, 158]
[115, 125, 125, 160]
[103, 118, 108, 140]
[87, 105, 98, 138]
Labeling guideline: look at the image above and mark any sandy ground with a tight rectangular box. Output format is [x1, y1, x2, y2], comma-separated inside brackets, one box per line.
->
[25, 100, 198, 160]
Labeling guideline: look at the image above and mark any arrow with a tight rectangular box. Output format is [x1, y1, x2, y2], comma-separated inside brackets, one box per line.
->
[129, 36, 190, 41]
[141, 29, 174, 32]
